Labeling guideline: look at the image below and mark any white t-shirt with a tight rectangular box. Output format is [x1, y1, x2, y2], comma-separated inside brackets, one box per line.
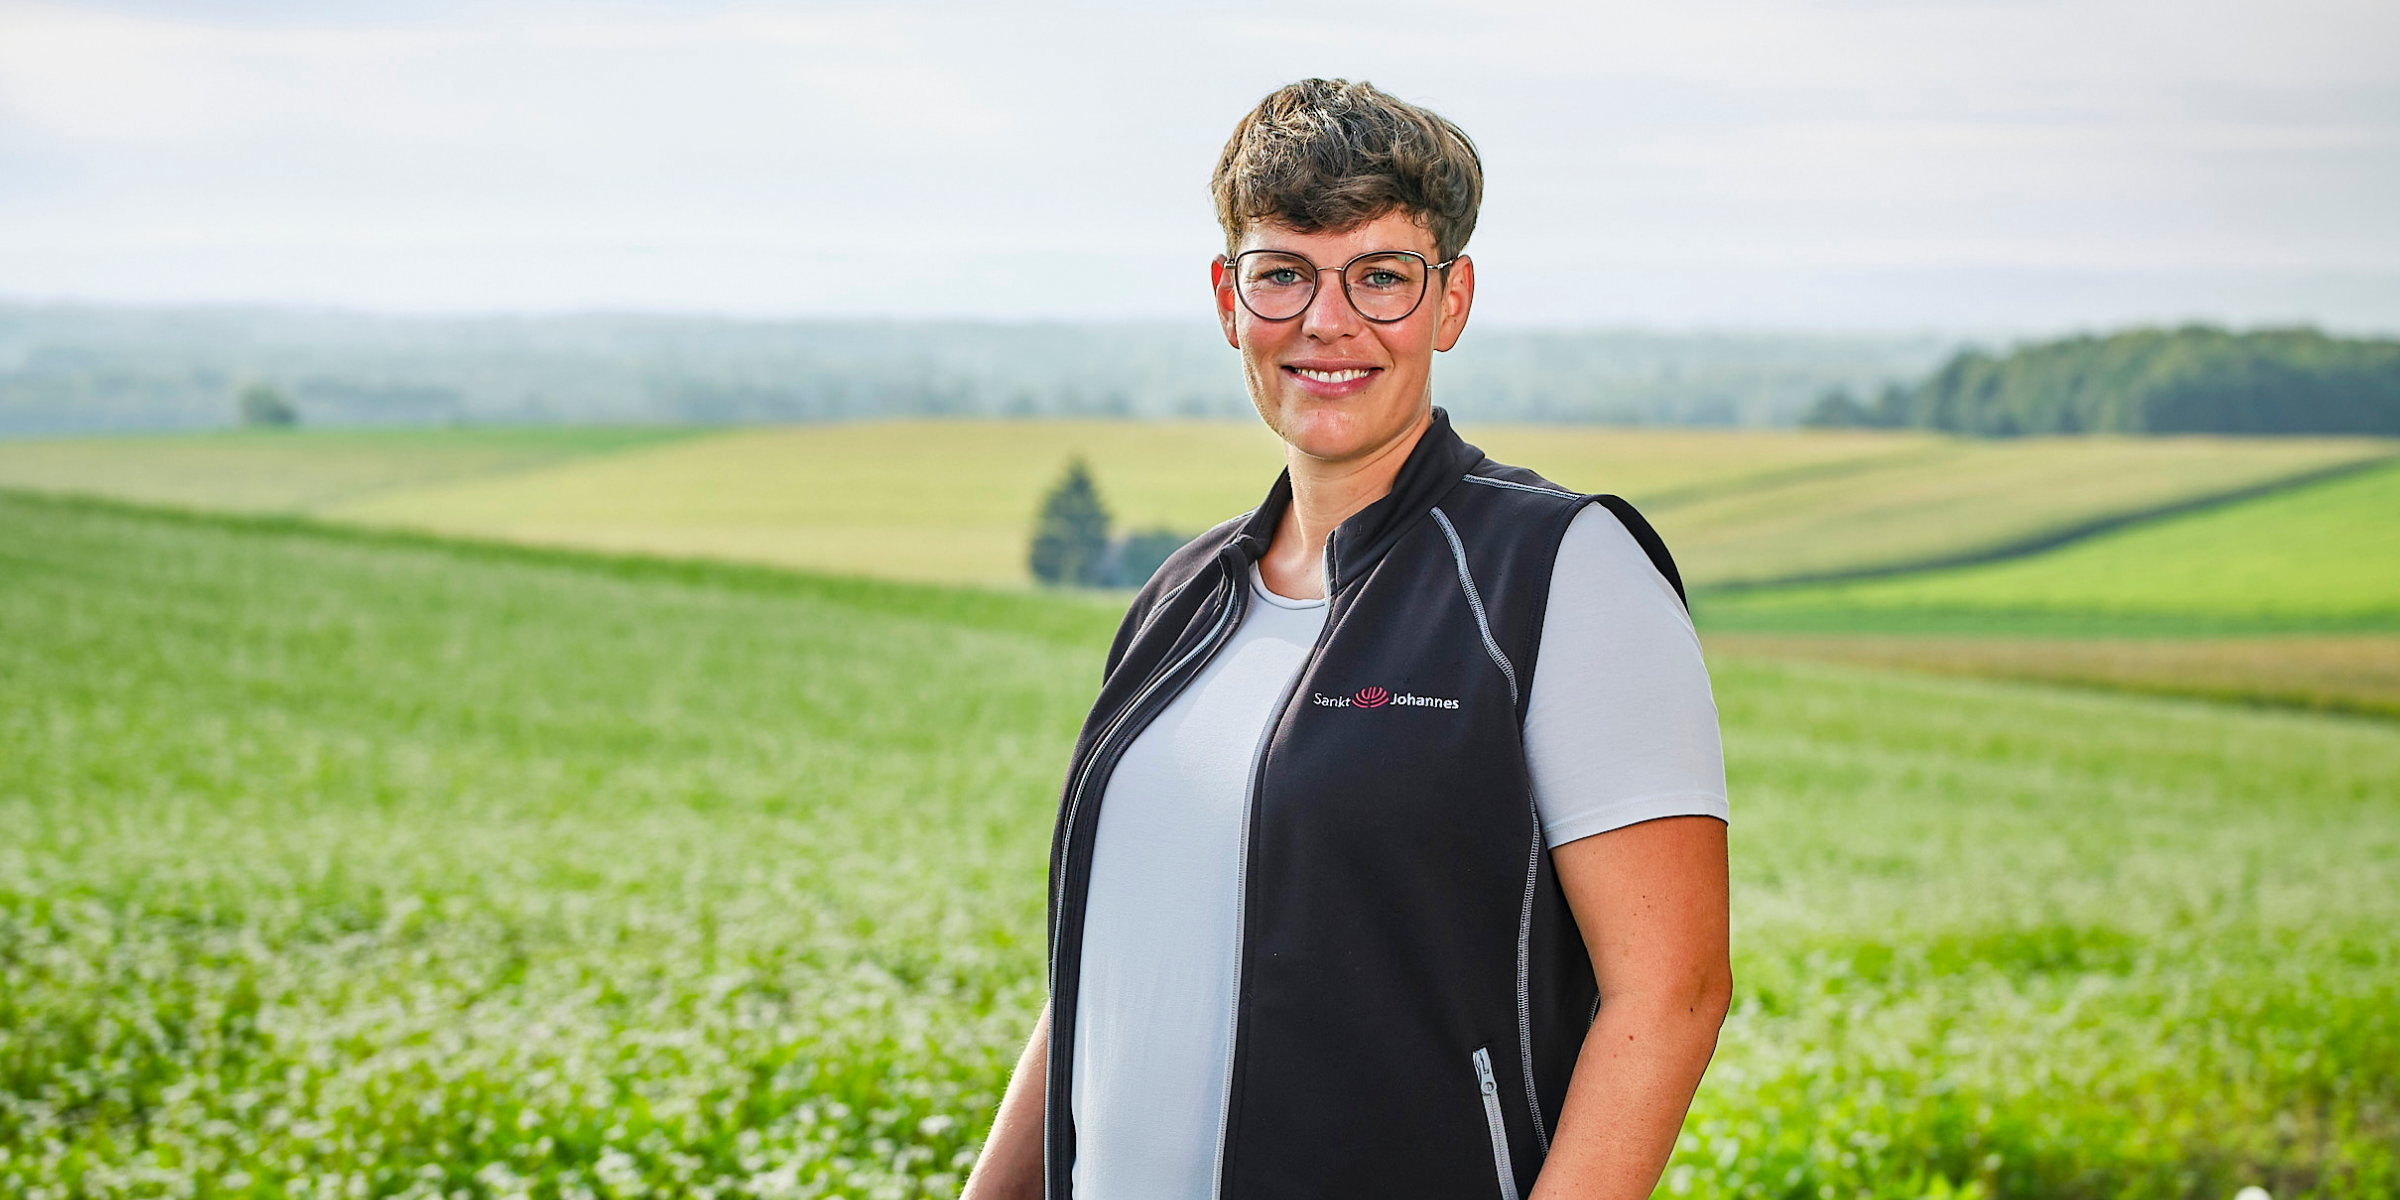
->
[1070, 504, 1729, 1199]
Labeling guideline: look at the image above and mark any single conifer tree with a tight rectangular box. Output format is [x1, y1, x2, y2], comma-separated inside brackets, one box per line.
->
[1029, 458, 1112, 586]
[237, 384, 299, 428]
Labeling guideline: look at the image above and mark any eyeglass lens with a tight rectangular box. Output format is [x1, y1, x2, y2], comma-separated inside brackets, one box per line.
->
[1234, 252, 1430, 323]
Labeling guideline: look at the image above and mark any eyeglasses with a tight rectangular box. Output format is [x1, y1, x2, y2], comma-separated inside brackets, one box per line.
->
[1225, 248, 1460, 324]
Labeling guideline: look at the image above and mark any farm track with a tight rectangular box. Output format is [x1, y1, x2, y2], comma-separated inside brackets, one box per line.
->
[1706, 631, 2400, 720]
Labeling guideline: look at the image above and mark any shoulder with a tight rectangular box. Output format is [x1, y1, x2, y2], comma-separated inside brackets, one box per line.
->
[1450, 457, 1687, 606]
[1456, 460, 1587, 507]
[1552, 505, 1687, 614]
[1143, 510, 1247, 601]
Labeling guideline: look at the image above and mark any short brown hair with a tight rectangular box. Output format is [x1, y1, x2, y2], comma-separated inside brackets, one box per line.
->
[1212, 79, 1483, 263]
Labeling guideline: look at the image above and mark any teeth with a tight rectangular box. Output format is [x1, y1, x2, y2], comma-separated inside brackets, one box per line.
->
[1296, 368, 1371, 383]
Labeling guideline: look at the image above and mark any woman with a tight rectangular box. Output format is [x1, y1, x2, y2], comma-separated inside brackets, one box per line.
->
[965, 79, 1730, 1200]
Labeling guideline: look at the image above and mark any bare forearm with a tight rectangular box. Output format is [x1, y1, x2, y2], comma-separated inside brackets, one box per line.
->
[961, 1004, 1049, 1200]
[1529, 995, 1725, 1200]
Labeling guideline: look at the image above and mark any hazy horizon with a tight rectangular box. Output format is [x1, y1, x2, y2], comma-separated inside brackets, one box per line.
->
[4, 0, 2395, 334]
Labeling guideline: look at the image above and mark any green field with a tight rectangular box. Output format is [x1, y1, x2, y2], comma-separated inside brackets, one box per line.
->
[4, 492, 2395, 1198]
[0, 423, 2384, 588]
[1702, 460, 2400, 635]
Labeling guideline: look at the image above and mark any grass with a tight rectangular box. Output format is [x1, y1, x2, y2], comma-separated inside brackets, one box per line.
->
[1701, 460, 2400, 635]
[2, 422, 2385, 588]
[4, 493, 2396, 1198]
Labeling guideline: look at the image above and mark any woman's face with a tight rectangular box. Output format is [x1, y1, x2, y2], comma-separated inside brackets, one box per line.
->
[1214, 211, 1475, 467]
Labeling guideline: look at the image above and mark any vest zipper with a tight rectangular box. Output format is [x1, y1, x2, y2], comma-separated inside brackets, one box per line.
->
[1046, 562, 1248, 1198]
[1210, 532, 1338, 1200]
[1438, 505, 1553, 1155]
[1473, 1047, 1522, 1200]
[1518, 825, 1548, 1153]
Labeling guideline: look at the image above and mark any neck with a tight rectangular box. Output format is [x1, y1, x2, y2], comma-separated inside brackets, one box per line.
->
[1258, 407, 1434, 600]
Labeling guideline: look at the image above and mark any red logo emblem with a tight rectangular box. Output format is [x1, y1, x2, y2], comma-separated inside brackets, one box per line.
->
[1353, 686, 1391, 709]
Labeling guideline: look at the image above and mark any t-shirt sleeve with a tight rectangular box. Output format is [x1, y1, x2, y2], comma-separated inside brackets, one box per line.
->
[1522, 504, 1729, 847]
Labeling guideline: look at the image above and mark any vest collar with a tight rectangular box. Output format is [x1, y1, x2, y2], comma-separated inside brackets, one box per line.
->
[1227, 406, 1484, 594]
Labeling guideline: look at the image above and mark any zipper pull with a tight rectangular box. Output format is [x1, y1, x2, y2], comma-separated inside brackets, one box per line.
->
[1473, 1047, 1498, 1095]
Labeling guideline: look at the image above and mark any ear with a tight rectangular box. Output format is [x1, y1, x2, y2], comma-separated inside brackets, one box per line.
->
[1211, 255, 1241, 350]
[1433, 255, 1475, 353]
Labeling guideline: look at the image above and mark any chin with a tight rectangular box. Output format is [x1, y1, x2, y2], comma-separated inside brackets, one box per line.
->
[1271, 394, 1421, 464]
[1270, 403, 1369, 461]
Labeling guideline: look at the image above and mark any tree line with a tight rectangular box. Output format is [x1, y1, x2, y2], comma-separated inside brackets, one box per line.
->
[1803, 325, 2400, 436]
[0, 304, 1945, 436]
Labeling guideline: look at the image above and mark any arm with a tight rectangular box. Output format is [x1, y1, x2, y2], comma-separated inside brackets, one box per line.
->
[961, 1003, 1050, 1200]
[1530, 816, 1731, 1200]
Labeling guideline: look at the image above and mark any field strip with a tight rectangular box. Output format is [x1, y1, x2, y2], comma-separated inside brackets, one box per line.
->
[1707, 631, 2400, 720]
[0, 486, 1125, 647]
[0, 425, 695, 512]
[1700, 457, 2400, 630]
[1636, 434, 2396, 587]
[314, 420, 1291, 586]
[1702, 451, 2400, 590]
[275, 426, 2400, 587]
[1625, 443, 1962, 510]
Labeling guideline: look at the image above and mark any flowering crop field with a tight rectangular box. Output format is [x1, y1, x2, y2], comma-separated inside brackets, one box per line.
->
[3, 492, 2395, 1199]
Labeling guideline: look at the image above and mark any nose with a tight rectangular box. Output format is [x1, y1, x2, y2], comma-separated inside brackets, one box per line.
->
[1298, 265, 1364, 341]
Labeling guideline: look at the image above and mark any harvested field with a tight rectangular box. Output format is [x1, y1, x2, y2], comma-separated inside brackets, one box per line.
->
[4, 422, 2385, 588]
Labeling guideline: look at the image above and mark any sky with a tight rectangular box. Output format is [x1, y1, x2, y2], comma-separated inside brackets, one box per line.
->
[1, 0, 2396, 332]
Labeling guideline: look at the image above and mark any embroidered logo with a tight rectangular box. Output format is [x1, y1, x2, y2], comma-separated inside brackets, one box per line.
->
[1310, 685, 1460, 711]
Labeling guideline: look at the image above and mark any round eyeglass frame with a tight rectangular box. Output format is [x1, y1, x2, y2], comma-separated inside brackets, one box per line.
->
[1225, 248, 1463, 325]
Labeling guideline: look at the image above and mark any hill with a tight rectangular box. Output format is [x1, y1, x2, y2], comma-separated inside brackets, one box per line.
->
[1, 421, 2386, 588]
[1808, 325, 2400, 435]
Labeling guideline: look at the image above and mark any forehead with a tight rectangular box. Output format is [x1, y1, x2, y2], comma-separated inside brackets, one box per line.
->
[1235, 211, 1437, 259]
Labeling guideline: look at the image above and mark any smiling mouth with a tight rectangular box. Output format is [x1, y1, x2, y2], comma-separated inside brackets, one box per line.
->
[1287, 367, 1377, 383]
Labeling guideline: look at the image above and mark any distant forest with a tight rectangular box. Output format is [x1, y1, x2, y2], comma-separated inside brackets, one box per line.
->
[0, 304, 1952, 435]
[1806, 326, 2400, 436]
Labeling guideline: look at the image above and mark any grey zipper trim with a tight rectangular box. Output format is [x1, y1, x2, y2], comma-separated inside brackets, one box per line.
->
[1429, 507, 1519, 705]
[1460, 472, 1577, 500]
[1211, 533, 1338, 1200]
[1472, 1047, 1522, 1200]
[1516, 825, 1549, 1154]
[1046, 573, 1244, 1196]
[1431, 505, 1549, 1149]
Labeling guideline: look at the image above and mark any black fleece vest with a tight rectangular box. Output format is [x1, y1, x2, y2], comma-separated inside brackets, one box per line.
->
[1044, 409, 1685, 1200]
